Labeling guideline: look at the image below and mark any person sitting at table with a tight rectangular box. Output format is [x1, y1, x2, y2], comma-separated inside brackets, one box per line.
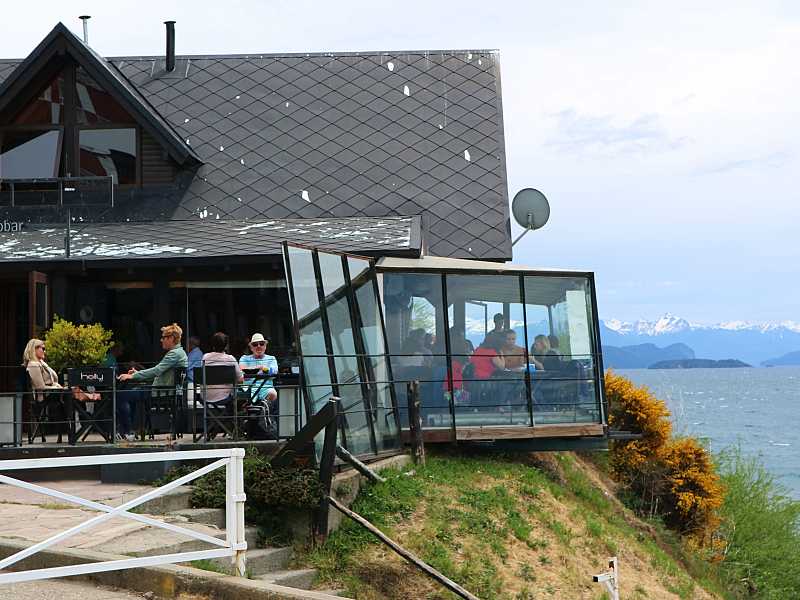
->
[186, 336, 203, 382]
[239, 333, 279, 411]
[501, 330, 526, 370]
[200, 332, 244, 406]
[118, 323, 188, 395]
[23, 339, 101, 441]
[469, 337, 505, 379]
[531, 335, 562, 372]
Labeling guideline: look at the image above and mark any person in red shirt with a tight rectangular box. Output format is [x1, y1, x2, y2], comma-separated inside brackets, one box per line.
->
[470, 339, 505, 379]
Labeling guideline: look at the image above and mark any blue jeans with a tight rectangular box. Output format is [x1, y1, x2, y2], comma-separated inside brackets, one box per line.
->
[116, 388, 148, 434]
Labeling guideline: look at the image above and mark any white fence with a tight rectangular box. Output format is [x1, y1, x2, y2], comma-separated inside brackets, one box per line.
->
[0, 448, 247, 583]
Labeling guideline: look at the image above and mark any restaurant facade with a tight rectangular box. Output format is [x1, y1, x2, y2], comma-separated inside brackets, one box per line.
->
[0, 22, 606, 453]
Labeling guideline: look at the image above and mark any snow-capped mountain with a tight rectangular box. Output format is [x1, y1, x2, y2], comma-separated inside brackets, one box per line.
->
[601, 314, 800, 365]
[603, 314, 800, 337]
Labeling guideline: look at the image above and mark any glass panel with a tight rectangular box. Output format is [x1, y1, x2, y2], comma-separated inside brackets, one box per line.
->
[79, 128, 136, 184]
[445, 274, 528, 427]
[354, 275, 399, 451]
[287, 246, 332, 411]
[0, 130, 61, 179]
[12, 73, 65, 125]
[76, 67, 136, 124]
[523, 276, 599, 424]
[382, 272, 449, 428]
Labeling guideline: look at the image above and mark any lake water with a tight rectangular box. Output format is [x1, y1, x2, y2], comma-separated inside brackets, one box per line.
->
[619, 366, 800, 500]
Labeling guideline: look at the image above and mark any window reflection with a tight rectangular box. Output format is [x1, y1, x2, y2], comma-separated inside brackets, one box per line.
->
[12, 73, 65, 125]
[79, 128, 136, 184]
[0, 130, 61, 179]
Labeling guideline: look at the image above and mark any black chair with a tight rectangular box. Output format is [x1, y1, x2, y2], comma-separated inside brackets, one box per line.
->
[143, 367, 186, 440]
[67, 367, 115, 444]
[25, 373, 66, 444]
[193, 365, 239, 441]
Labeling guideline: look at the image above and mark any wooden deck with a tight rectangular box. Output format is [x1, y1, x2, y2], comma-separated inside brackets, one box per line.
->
[403, 423, 606, 444]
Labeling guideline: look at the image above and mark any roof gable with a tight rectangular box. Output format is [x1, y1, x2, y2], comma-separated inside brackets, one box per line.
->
[0, 23, 198, 165]
[0, 43, 511, 260]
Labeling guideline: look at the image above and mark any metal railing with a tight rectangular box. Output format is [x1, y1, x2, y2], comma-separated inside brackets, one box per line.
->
[0, 176, 114, 207]
[0, 448, 247, 584]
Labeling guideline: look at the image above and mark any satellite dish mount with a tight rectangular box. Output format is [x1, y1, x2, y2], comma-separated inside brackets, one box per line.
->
[511, 188, 550, 247]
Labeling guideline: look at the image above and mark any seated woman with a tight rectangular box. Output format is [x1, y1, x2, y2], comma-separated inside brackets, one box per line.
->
[200, 332, 244, 407]
[23, 339, 100, 441]
[23, 339, 101, 403]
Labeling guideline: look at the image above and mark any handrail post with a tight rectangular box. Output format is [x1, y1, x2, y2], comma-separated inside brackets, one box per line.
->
[407, 380, 425, 465]
[227, 448, 247, 577]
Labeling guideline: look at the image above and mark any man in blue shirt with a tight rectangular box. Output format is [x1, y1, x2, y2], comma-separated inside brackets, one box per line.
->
[239, 333, 278, 410]
[186, 336, 203, 382]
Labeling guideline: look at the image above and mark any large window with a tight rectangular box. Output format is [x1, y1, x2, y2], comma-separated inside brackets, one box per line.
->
[382, 269, 603, 429]
[1, 61, 139, 185]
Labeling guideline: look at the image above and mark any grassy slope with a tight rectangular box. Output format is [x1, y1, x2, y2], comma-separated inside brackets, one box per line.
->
[303, 451, 729, 600]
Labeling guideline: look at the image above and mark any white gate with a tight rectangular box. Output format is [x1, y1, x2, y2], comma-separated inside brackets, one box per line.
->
[0, 448, 247, 583]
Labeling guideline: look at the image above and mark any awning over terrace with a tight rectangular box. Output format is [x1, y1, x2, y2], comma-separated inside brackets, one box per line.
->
[0, 215, 422, 266]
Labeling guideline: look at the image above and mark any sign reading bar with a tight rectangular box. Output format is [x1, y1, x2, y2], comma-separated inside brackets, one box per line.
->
[1, 221, 24, 232]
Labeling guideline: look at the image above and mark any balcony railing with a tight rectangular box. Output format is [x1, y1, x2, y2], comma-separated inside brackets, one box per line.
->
[0, 176, 114, 208]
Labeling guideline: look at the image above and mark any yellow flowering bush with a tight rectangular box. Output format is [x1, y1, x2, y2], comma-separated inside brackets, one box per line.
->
[44, 315, 114, 374]
[605, 371, 724, 546]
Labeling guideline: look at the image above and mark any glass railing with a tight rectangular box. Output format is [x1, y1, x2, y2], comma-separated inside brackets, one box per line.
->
[0, 176, 114, 208]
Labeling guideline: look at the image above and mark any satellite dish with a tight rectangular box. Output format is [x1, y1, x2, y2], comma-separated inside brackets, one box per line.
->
[512, 188, 550, 230]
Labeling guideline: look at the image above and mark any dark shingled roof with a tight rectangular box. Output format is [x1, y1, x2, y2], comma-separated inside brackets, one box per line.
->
[0, 30, 511, 260]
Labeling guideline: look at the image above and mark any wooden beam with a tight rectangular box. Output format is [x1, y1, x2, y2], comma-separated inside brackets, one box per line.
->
[329, 496, 481, 600]
[335, 445, 386, 484]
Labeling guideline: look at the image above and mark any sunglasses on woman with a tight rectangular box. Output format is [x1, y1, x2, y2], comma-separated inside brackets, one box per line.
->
[251, 341, 266, 347]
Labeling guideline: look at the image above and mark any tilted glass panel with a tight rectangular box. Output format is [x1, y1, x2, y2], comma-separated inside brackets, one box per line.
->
[287, 246, 332, 412]
[382, 272, 449, 428]
[323, 261, 374, 457]
[0, 130, 61, 179]
[354, 275, 399, 451]
[79, 128, 136, 184]
[523, 276, 599, 424]
[444, 274, 528, 427]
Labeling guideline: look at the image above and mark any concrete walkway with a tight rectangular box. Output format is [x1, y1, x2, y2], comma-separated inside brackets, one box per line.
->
[0, 480, 221, 552]
[4, 579, 152, 599]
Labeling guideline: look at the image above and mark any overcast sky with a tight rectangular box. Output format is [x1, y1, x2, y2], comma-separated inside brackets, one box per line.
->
[2, 1, 798, 323]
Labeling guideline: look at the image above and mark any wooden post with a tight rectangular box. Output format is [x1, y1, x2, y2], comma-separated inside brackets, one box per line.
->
[329, 496, 480, 600]
[407, 380, 425, 465]
[315, 400, 339, 538]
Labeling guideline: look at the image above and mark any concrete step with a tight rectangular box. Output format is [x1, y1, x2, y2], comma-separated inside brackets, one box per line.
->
[170, 507, 226, 529]
[256, 568, 318, 590]
[134, 485, 193, 514]
[205, 546, 293, 576]
[317, 590, 348, 598]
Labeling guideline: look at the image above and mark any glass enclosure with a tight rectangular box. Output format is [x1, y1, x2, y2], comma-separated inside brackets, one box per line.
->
[283, 243, 401, 457]
[381, 267, 604, 430]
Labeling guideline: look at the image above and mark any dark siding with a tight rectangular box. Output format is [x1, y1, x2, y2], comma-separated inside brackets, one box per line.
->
[141, 129, 177, 185]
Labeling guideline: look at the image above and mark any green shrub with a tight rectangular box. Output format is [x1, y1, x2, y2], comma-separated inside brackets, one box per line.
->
[44, 315, 113, 374]
[716, 447, 800, 598]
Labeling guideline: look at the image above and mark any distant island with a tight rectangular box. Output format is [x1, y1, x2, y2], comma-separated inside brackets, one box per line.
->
[762, 350, 800, 367]
[648, 358, 751, 369]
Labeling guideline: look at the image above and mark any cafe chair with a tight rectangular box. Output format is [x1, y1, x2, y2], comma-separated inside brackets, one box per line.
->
[193, 365, 240, 442]
[25, 373, 65, 444]
[143, 367, 186, 440]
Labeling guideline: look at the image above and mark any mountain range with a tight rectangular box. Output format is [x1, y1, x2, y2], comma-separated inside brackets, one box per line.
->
[601, 314, 800, 366]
